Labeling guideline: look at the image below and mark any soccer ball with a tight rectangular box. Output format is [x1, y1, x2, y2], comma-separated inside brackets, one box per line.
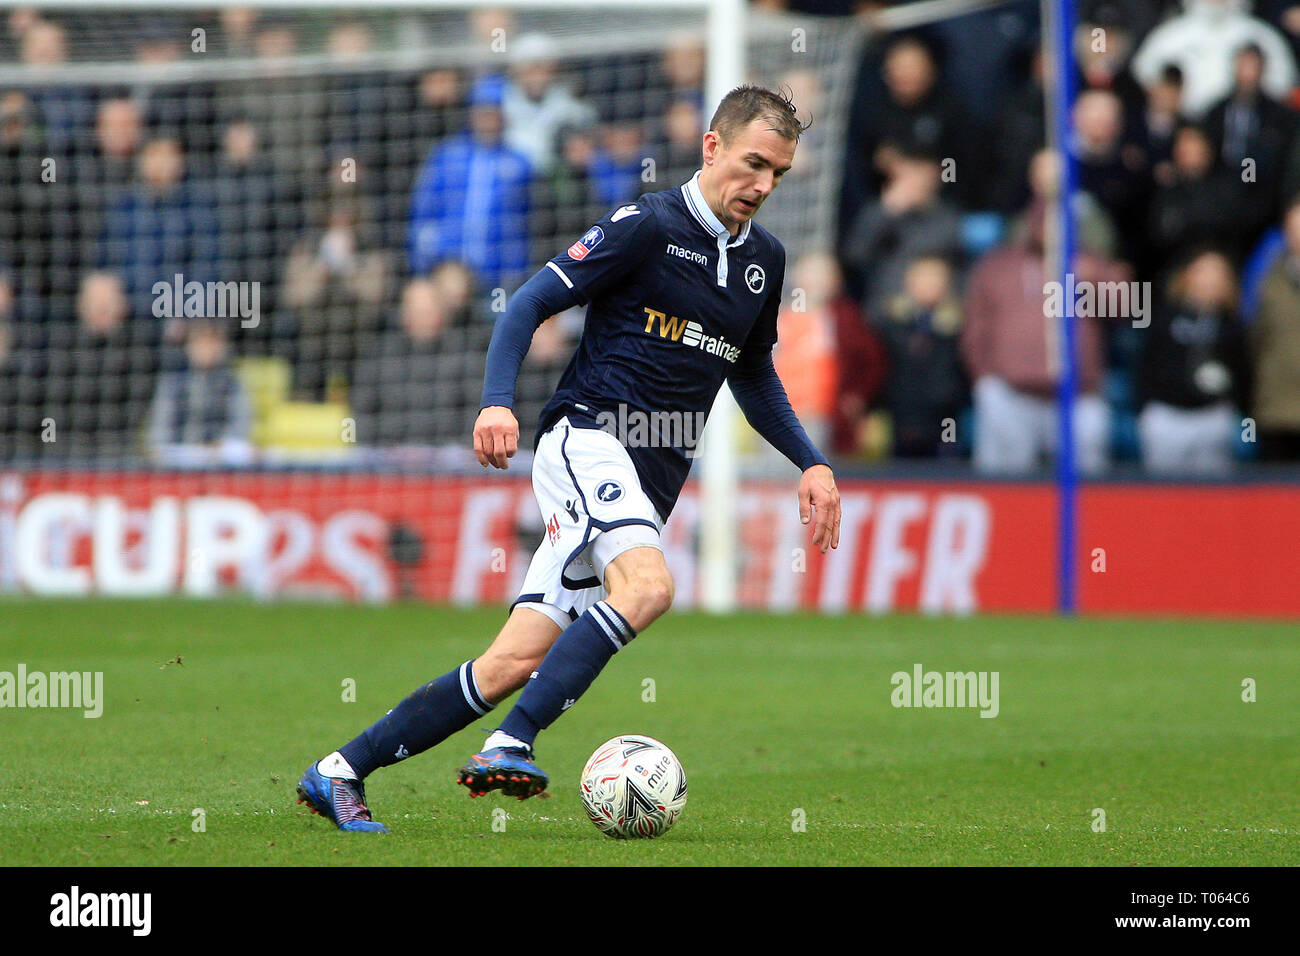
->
[579, 734, 687, 839]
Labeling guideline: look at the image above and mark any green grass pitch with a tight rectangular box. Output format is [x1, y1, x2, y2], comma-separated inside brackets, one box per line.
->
[0, 599, 1295, 866]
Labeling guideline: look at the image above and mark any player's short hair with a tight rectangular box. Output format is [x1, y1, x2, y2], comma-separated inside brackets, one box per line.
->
[708, 84, 810, 145]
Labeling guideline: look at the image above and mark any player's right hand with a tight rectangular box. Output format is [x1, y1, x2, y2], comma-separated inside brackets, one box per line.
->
[474, 406, 519, 469]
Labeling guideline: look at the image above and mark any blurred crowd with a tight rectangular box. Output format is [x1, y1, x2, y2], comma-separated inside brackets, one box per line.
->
[789, 0, 1300, 474]
[2, 1, 1300, 476]
[0, 6, 727, 464]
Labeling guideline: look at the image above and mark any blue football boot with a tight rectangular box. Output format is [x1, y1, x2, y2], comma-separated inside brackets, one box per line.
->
[457, 746, 548, 800]
[296, 763, 390, 833]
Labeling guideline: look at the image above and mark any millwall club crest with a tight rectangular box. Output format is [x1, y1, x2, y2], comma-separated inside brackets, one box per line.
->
[595, 480, 624, 503]
[745, 263, 765, 294]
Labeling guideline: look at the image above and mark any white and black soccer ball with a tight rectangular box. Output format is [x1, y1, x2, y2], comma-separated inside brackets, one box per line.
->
[579, 734, 687, 839]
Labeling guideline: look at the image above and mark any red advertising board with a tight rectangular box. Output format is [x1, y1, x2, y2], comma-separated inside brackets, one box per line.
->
[0, 470, 1294, 617]
[1079, 485, 1300, 617]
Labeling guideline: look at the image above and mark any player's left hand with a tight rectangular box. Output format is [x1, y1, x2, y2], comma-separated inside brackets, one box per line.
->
[473, 405, 519, 469]
[798, 464, 840, 553]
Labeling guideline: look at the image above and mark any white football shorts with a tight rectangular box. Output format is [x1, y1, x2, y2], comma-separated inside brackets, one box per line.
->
[513, 415, 664, 629]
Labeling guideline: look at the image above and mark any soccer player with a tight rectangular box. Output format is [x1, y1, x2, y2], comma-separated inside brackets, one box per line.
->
[297, 85, 841, 832]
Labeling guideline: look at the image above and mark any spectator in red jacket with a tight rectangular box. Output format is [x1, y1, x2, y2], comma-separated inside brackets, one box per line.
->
[962, 201, 1128, 475]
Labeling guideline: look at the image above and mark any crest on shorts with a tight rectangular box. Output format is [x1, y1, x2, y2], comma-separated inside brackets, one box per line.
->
[595, 480, 624, 504]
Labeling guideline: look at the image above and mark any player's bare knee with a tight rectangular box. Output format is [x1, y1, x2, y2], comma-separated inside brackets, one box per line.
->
[611, 570, 674, 631]
[646, 573, 675, 619]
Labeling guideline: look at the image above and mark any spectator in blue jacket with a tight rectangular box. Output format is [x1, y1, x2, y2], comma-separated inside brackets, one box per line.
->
[408, 74, 533, 293]
[99, 136, 219, 318]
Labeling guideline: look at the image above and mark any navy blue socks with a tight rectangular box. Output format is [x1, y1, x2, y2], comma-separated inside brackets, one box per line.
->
[333, 602, 636, 776]
[338, 660, 493, 779]
[497, 601, 636, 747]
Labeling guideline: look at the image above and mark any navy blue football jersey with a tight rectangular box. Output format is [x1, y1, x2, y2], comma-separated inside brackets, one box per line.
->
[535, 173, 788, 520]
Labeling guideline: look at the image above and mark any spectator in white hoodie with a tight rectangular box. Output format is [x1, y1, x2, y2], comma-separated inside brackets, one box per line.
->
[1131, 0, 1297, 118]
[502, 32, 597, 174]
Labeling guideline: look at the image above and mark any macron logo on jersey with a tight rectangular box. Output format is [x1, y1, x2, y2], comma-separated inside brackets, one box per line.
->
[567, 225, 604, 261]
[611, 204, 641, 222]
[642, 306, 742, 363]
[666, 242, 708, 267]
